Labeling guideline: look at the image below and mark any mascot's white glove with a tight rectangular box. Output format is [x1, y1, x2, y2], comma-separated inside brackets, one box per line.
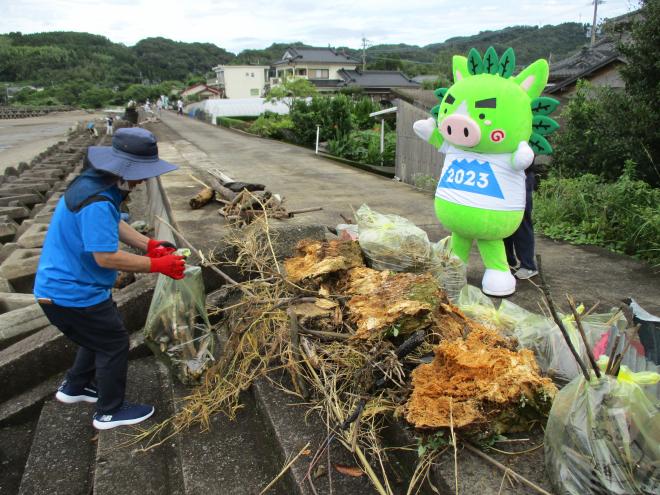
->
[511, 141, 535, 171]
[413, 117, 437, 142]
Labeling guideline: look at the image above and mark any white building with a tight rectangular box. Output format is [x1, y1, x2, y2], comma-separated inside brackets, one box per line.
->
[213, 65, 270, 99]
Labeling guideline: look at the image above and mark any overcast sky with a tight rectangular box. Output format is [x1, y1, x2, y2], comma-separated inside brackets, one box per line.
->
[0, 0, 640, 54]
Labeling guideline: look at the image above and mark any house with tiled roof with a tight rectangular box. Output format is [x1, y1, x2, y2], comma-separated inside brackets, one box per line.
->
[546, 10, 640, 97]
[271, 47, 420, 99]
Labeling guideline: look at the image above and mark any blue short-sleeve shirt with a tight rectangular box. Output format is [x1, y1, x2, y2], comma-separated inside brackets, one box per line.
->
[34, 187, 122, 307]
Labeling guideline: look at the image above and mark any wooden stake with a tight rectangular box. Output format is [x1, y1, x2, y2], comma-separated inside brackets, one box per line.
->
[566, 295, 601, 378]
[536, 255, 590, 381]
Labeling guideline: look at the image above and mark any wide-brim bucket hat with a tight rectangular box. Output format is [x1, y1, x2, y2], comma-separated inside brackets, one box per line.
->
[87, 127, 178, 180]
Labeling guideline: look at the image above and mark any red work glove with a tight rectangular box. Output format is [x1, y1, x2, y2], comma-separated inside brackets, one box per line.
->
[149, 254, 186, 280]
[147, 239, 177, 258]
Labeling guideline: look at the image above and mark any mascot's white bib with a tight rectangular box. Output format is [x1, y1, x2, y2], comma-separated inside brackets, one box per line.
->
[435, 144, 526, 211]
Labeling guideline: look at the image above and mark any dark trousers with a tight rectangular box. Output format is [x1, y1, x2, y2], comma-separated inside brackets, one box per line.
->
[504, 171, 537, 271]
[40, 298, 128, 414]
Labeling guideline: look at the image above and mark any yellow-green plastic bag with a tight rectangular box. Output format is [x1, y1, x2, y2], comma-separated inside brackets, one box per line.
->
[544, 369, 660, 494]
[144, 265, 215, 385]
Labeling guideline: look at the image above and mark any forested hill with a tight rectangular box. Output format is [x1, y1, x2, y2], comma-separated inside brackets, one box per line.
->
[0, 32, 234, 85]
[1, 22, 589, 86]
[348, 23, 589, 74]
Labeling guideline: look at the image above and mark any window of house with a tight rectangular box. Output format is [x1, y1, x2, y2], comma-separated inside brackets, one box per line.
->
[250, 88, 259, 96]
[296, 68, 307, 76]
[310, 69, 329, 79]
[277, 70, 284, 77]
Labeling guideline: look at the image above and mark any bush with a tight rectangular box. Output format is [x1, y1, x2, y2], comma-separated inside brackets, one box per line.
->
[289, 94, 354, 146]
[327, 129, 396, 166]
[551, 82, 658, 186]
[249, 114, 294, 140]
[534, 164, 660, 265]
[216, 116, 249, 130]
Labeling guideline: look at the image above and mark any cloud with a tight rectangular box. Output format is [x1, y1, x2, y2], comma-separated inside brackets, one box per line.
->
[0, 0, 636, 53]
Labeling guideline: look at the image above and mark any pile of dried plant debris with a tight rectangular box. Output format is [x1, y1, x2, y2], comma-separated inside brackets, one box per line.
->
[133, 217, 558, 494]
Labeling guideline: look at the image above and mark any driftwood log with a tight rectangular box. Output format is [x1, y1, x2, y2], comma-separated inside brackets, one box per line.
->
[189, 187, 215, 209]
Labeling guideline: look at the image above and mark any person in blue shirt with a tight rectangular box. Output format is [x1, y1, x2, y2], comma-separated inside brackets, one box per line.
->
[35, 127, 185, 430]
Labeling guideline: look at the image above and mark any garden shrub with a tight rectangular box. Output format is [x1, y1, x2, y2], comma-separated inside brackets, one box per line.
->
[327, 129, 396, 166]
[534, 163, 660, 265]
[249, 113, 294, 140]
[216, 116, 249, 130]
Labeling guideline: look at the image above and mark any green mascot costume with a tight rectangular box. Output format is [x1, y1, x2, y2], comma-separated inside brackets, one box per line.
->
[414, 47, 559, 296]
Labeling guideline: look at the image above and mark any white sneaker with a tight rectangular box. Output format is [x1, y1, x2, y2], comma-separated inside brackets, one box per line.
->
[482, 269, 516, 297]
[514, 268, 539, 280]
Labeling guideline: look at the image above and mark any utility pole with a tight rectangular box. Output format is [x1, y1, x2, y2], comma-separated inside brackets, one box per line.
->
[590, 0, 605, 47]
[361, 36, 370, 71]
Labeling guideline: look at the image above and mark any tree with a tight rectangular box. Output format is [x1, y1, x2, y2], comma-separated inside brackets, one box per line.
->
[265, 77, 317, 108]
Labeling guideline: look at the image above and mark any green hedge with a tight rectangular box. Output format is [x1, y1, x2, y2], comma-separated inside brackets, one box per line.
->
[534, 165, 660, 266]
[216, 116, 250, 130]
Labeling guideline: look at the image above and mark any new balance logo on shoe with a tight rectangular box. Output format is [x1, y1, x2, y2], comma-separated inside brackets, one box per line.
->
[55, 380, 98, 404]
[92, 403, 155, 430]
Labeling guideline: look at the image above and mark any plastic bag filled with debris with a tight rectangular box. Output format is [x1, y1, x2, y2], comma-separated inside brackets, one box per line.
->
[428, 237, 466, 302]
[143, 265, 215, 385]
[513, 308, 627, 382]
[457, 284, 532, 335]
[545, 367, 660, 495]
[356, 204, 430, 272]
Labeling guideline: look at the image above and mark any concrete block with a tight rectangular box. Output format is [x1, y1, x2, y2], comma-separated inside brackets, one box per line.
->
[0, 276, 13, 292]
[94, 359, 185, 495]
[0, 304, 49, 349]
[0, 206, 31, 222]
[17, 223, 49, 249]
[0, 185, 49, 197]
[0, 194, 44, 208]
[15, 219, 35, 238]
[18, 400, 96, 495]
[45, 193, 62, 207]
[12, 176, 60, 187]
[0, 243, 19, 264]
[33, 209, 55, 224]
[0, 248, 41, 293]
[0, 292, 36, 313]
[0, 218, 19, 243]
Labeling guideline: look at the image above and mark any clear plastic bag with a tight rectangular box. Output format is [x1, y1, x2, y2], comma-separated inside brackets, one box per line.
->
[428, 237, 466, 303]
[143, 265, 215, 385]
[544, 368, 660, 495]
[513, 308, 628, 382]
[356, 204, 430, 272]
[456, 284, 535, 336]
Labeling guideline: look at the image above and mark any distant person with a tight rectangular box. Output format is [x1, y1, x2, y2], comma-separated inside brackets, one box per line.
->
[177, 99, 184, 116]
[86, 121, 98, 138]
[156, 98, 163, 117]
[504, 165, 538, 279]
[105, 115, 114, 136]
[144, 101, 151, 113]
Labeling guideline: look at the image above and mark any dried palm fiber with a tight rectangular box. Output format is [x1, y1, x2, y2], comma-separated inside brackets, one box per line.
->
[406, 327, 556, 431]
[283, 239, 365, 284]
[343, 269, 469, 341]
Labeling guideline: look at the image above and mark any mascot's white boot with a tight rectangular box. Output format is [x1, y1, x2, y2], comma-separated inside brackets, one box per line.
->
[482, 269, 516, 297]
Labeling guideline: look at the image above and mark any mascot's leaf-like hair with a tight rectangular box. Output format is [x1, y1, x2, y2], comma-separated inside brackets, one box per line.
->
[529, 96, 560, 153]
[483, 47, 499, 74]
[498, 48, 516, 78]
[532, 115, 559, 135]
[467, 48, 483, 75]
[529, 134, 553, 155]
[531, 96, 560, 115]
[434, 88, 448, 100]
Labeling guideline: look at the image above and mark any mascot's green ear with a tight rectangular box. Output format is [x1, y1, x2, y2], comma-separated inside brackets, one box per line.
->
[452, 55, 470, 83]
[513, 59, 549, 99]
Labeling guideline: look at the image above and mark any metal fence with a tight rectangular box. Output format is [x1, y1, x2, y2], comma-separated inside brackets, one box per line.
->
[394, 98, 444, 190]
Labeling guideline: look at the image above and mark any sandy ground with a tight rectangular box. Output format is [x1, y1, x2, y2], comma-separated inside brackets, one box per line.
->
[0, 110, 104, 173]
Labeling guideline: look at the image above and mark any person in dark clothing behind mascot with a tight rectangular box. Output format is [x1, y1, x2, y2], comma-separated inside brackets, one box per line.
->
[34, 127, 185, 430]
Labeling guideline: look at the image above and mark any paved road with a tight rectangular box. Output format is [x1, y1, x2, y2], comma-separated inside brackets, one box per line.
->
[154, 112, 660, 314]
